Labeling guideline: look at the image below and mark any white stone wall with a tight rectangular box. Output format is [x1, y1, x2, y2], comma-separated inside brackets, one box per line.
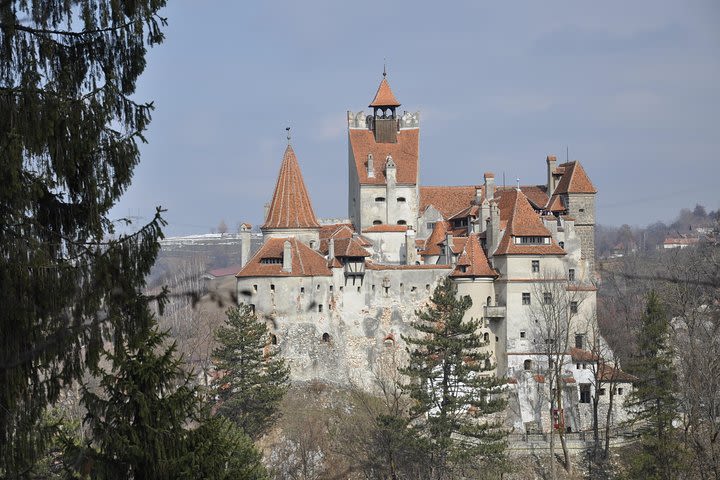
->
[237, 266, 450, 386]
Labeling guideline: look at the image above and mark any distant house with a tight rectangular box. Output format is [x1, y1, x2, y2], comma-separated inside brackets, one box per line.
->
[662, 235, 699, 249]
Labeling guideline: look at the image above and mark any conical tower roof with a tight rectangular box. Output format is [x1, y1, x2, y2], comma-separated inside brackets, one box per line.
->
[369, 77, 401, 107]
[262, 145, 320, 230]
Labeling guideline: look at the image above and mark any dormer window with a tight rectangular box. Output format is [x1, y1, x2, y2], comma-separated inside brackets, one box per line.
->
[260, 257, 282, 264]
[515, 236, 551, 245]
[375, 197, 386, 202]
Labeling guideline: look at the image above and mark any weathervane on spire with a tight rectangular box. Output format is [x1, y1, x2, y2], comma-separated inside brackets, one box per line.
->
[286, 126, 291, 145]
[383, 59, 387, 78]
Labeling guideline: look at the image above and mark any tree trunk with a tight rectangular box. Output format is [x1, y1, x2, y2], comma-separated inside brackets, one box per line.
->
[556, 377, 572, 474]
[549, 423, 557, 480]
[604, 388, 614, 458]
[592, 394, 601, 460]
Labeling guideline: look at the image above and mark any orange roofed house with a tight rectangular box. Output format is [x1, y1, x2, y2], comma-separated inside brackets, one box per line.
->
[235, 74, 632, 433]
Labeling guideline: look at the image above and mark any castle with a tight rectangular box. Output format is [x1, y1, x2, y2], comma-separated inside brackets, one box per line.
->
[235, 74, 632, 432]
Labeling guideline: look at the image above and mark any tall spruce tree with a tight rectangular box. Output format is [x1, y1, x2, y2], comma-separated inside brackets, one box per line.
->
[66, 315, 267, 480]
[0, 0, 167, 472]
[213, 305, 290, 439]
[625, 291, 684, 479]
[401, 278, 507, 479]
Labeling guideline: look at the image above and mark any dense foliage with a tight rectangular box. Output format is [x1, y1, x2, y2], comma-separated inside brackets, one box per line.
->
[213, 305, 290, 439]
[401, 278, 507, 479]
[624, 292, 684, 479]
[0, 0, 168, 473]
[65, 323, 267, 479]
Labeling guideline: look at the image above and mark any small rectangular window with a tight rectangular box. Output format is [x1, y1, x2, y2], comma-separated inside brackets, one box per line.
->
[270, 284, 275, 292]
[339, 286, 344, 292]
[253, 284, 258, 292]
[249, 304, 255, 315]
[300, 287, 305, 294]
[357, 286, 361, 293]
[329, 285, 333, 293]
[532, 260, 540, 273]
[318, 304, 323, 313]
[618, 388, 624, 395]
[576, 363, 581, 370]
[520, 331, 526, 339]
[317, 284, 320, 290]
[599, 388, 606, 396]
[568, 269, 575, 281]
[522, 292, 531, 305]
[544, 292, 552, 304]
[570, 301, 578, 314]
[575, 334, 585, 349]
[426, 222, 436, 230]
[580, 384, 591, 403]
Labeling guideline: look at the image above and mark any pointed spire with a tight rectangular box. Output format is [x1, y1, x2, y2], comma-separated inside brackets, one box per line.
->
[369, 76, 401, 108]
[262, 144, 320, 230]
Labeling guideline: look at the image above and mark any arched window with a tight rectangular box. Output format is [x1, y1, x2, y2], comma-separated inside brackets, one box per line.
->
[486, 296, 492, 306]
[483, 332, 490, 342]
[397, 220, 407, 225]
[524, 359, 532, 371]
[270, 334, 278, 345]
[375, 197, 386, 202]
[373, 220, 382, 225]
[397, 197, 406, 203]
[322, 332, 331, 342]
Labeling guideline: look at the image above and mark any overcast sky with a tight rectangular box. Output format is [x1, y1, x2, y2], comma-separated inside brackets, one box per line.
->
[112, 0, 720, 236]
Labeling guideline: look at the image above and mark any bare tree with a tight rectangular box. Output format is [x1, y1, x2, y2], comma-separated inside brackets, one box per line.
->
[217, 219, 228, 236]
[529, 270, 593, 477]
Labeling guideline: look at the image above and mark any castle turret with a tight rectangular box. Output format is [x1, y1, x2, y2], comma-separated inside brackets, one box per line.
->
[347, 72, 420, 231]
[368, 70, 401, 143]
[262, 143, 320, 246]
[553, 161, 597, 271]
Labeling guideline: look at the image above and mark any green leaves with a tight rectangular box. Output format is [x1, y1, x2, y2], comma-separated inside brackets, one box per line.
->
[1, 0, 167, 471]
[401, 278, 507, 478]
[212, 305, 290, 440]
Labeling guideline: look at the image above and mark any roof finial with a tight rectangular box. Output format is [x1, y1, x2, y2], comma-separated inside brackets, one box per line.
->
[516, 178, 521, 191]
[383, 59, 387, 78]
[286, 126, 291, 145]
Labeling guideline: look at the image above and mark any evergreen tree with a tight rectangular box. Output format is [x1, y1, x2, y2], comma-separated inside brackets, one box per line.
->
[0, 0, 167, 472]
[213, 305, 290, 439]
[66, 316, 267, 480]
[401, 278, 507, 479]
[625, 291, 684, 479]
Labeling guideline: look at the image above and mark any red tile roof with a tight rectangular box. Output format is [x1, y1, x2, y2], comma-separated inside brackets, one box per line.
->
[597, 364, 638, 383]
[319, 223, 354, 253]
[496, 185, 549, 210]
[262, 145, 320, 229]
[333, 237, 370, 257]
[369, 77, 401, 107]
[362, 224, 408, 233]
[546, 194, 565, 212]
[236, 237, 331, 277]
[553, 161, 596, 194]
[493, 189, 566, 256]
[570, 347, 600, 362]
[420, 220, 450, 256]
[365, 262, 451, 271]
[419, 186, 478, 218]
[349, 129, 418, 185]
[450, 235, 498, 278]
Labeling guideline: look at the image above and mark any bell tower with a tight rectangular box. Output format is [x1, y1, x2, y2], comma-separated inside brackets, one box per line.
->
[368, 69, 401, 143]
